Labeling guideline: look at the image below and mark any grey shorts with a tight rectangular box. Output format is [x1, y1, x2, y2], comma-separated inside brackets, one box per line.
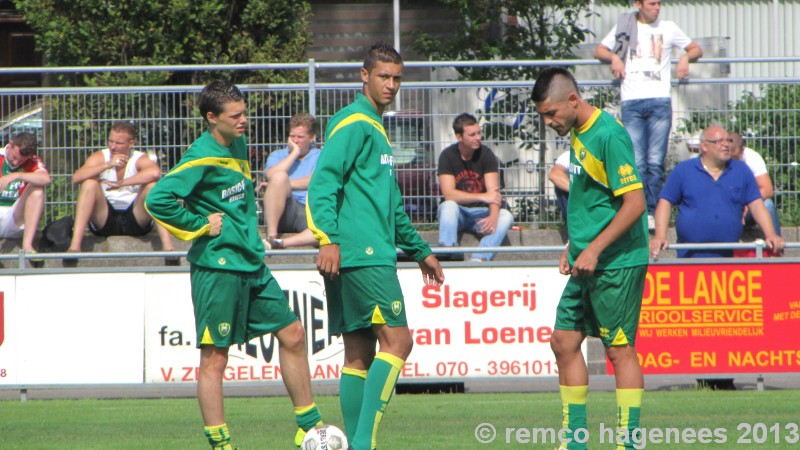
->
[276, 197, 308, 233]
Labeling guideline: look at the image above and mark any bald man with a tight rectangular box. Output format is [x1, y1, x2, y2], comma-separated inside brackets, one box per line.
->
[533, 67, 649, 450]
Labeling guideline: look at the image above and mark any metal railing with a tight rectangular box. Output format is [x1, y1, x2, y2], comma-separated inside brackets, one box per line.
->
[1, 58, 799, 228]
[5, 241, 798, 271]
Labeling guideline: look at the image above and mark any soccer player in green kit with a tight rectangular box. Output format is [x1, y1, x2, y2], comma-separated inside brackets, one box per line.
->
[306, 42, 445, 450]
[532, 67, 649, 450]
[146, 80, 322, 449]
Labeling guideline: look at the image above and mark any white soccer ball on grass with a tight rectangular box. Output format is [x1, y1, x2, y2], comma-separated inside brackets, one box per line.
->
[301, 424, 348, 450]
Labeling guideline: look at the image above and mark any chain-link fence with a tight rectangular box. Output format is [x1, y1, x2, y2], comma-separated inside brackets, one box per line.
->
[2, 60, 799, 228]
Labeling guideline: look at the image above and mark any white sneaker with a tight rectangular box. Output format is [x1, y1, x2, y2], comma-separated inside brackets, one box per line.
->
[647, 215, 656, 231]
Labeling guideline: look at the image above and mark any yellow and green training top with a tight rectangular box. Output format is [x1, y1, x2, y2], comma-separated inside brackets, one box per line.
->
[145, 131, 265, 272]
[568, 108, 649, 269]
[307, 93, 431, 268]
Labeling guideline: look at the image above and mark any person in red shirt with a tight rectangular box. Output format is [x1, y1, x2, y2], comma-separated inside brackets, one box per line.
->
[0, 133, 51, 266]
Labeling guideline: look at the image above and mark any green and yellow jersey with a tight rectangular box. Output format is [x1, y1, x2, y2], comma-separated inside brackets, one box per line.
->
[568, 108, 649, 269]
[307, 93, 431, 268]
[145, 131, 265, 272]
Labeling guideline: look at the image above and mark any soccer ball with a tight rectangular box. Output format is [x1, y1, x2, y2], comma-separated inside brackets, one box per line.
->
[301, 424, 348, 450]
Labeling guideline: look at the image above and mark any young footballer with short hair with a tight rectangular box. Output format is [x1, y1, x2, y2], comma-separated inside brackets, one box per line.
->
[146, 80, 322, 449]
[532, 67, 649, 450]
[306, 42, 445, 450]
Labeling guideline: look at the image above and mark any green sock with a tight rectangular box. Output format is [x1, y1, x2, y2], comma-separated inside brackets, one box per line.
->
[295, 403, 322, 432]
[559, 385, 588, 450]
[615, 388, 643, 450]
[350, 352, 403, 450]
[340, 367, 367, 442]
[203, 423, 233, 450]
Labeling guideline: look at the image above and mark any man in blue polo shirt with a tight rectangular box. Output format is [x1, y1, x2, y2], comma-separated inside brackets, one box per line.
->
[650, 125, 784, 258]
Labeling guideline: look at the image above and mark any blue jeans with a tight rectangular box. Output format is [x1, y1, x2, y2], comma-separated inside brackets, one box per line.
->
[437, 200, 514, 261]
[621, 97, 673, 215]
[745, 198, 782, 236]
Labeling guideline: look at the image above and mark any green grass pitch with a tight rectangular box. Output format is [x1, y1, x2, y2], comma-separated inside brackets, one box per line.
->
[1, 389, 799, 449]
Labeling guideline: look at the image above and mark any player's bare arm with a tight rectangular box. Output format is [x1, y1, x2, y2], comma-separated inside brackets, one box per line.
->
[572, 189, 645, 277]
[316, 243, 340, 280]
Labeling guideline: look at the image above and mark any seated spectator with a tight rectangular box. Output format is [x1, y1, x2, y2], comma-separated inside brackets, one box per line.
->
[0, 132, 50, 267]
[548, 150, 570, 226]
[728, 132, 782, 237]
[67, 121, 175, 265]
[261, 113, 319, 249]
[437, 113, 513, 261]
[651, 125, 784, 258]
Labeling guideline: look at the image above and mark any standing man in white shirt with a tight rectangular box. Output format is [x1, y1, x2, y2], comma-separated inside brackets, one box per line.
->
[595, 0, 702, 230]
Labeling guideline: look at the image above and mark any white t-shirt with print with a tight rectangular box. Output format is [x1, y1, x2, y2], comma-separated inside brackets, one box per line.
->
[601, 19, 693, 101]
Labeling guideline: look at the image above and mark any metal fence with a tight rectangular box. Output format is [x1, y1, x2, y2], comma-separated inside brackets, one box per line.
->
[1, 59, 799, 228]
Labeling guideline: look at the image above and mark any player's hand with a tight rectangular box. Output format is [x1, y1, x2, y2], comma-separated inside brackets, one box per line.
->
[317, 243, 341, 280]
[571, 248, 599, 277]
[650, 237, 669, 258]
[418, 254, 444, 287]
[207, 212, 224, 237]
[559, 247, 571, 275]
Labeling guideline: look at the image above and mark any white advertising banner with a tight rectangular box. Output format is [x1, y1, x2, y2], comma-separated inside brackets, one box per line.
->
[0, 277, 18, 385]
[1, 274, 145, 385]
[144, 267, 568, 384]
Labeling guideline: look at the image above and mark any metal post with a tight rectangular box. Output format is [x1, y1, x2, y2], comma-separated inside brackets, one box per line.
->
[308, 59, 316, 117]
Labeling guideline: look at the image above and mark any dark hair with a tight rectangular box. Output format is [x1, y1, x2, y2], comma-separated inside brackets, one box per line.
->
[10, 132, 37, 156]
[532, 67, 579, 103]
[289, 113, 317, 136]
[452, 113, 479, 136]
[110, 121, 137, 139]
[199, 80, 245, 122]
[363, 41, 403, 72]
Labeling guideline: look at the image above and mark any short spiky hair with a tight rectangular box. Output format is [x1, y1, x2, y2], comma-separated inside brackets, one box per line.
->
[531, 67, 579, 103]
[110, 120, 137, 139]
[199, 80, 245, 122]
[363, 41, 403, 71]
[452, 113, 479, 136]
[10, 132, 38, 156]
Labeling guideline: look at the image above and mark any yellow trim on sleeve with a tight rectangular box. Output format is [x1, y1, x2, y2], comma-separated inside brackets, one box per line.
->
[305, 201, 332, 246]
[145, 204, 211, 241]
[613, 182, 644, 197]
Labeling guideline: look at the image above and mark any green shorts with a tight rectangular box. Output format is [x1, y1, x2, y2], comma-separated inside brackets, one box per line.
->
[324, 266, 407, 336]
[555, 265, 647, 347]
[190, 264, 298, 348]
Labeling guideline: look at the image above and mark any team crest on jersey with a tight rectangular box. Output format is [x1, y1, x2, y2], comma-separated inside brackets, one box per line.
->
[365, 247, 374, 255]
[391, 301, 402, 316]
[219, 323, 231, 337]
[618, 164, 638, 184]
[218, 257, 226, 265]
[579, 148, 587, 161]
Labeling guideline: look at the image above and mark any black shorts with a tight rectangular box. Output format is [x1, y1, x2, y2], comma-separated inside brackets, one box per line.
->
[90, 199, 153, 237]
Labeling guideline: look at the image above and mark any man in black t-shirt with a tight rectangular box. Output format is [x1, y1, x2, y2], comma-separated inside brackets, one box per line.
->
[437, 113, 514, 261]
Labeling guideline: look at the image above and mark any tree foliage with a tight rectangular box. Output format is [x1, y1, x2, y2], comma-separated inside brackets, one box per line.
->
[15, 0, 312, 86]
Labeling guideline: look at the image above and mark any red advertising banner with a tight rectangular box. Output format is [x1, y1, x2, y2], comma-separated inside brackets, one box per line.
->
[608, 263, 800, 375]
